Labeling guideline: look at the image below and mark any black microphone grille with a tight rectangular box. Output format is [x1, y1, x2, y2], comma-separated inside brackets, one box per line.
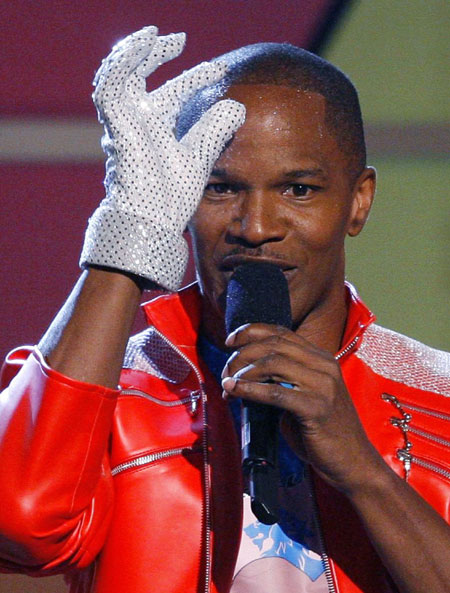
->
[225, 262, 292, 335]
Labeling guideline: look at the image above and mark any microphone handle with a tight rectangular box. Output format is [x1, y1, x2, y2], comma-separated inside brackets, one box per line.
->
[224, 262, 293, 526]
[241, 400, 280, 525]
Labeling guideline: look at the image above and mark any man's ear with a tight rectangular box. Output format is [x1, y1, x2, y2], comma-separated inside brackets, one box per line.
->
[347, 166, 376, 237]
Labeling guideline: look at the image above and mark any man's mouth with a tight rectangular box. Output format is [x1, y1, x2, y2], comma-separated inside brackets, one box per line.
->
[220, 253, 296, 278]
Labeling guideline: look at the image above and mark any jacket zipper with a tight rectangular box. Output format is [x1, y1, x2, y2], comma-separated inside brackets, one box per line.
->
[111, 447, 189, 476]
[382, 393, 450, 422]
[335, 335, 360, 361]
[382, 393, 450, 480]
[152, 328, 212, 593]
[406, 425, 450, 448]
[389, 417, 450, 448]
[308, 469, 337, 593]
[397, 449, 450, 480]
[394, 401, 450, 422]
[120, 387, 201, 416]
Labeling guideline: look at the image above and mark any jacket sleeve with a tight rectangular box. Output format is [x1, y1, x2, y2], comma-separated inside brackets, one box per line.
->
[0, 346, 117, 575]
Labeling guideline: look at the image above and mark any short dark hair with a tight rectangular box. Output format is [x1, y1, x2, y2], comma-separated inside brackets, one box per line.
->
[177, 43, 366, 181]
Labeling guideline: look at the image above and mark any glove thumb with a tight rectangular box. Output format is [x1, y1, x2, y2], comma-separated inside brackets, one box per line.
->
[181, 99, 246, 173]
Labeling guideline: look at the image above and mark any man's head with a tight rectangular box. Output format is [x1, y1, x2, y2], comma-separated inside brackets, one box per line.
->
[179, 43, 375, 346]
[177, 42, 366, 182]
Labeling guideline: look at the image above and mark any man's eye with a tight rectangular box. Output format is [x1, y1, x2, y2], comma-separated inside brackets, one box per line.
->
[204, 183, 234, 196]
[283, 184, 316, 198]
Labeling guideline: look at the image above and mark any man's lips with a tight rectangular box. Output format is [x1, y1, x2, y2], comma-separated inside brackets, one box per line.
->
[220, 254, 296, 274]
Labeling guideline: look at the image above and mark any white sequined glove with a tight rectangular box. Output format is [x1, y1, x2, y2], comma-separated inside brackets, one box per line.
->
[80, 26, 245, 290]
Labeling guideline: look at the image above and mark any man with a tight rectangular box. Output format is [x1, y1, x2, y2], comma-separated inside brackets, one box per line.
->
[0, 25, 448, 593]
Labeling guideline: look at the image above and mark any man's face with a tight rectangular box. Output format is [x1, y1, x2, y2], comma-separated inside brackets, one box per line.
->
[189, 84, 372, 334]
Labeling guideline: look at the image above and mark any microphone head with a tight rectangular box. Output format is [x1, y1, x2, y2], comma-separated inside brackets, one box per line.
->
[225, 262, 292, 335]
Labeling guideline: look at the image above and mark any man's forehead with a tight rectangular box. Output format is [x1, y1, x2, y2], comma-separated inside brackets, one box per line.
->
[224, 83, 327, 116]
[214, 83, 347, 176]
[221, 84, 332, 147]
[221, 83, 330, 143]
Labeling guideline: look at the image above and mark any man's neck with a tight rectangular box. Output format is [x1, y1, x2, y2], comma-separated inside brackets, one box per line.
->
[292, 288, 349, 355]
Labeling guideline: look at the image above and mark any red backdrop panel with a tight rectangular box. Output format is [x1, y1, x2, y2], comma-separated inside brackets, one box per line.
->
[2, 164, 103, 353]
[0, 0, 342, 116]
[0, 163, 196, 357]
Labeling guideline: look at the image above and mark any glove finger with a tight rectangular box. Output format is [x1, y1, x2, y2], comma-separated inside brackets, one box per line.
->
[125, 33, 186, 101]
[136, 32, 186, 78]
[106, 25, 159, 59]
[181, 99, 246, 172]
[149, 61, 228, 122]
[93, 26, 158, 105]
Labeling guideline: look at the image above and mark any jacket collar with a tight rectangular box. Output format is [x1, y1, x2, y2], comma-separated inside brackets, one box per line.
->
[141, 283, 202, 367]
[337, 282, 376, 359]
[142, 281, 375, 363]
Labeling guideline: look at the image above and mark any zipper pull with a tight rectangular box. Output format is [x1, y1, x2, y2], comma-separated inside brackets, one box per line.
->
[382, 393, 398, 404]
[391, 416, 411, 430]
[189, 391, 201, 416]
[397, 448, 412, 481]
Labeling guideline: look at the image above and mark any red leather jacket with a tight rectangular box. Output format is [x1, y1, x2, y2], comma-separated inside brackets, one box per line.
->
[0, 284, 449, 593]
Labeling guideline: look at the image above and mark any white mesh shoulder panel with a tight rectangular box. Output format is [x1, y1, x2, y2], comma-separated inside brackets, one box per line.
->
[355, 324, 450, 397]
[123, 327, 191, 384]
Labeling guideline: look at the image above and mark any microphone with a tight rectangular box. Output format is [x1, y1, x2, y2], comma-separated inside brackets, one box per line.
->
[225, 262, 292, 525]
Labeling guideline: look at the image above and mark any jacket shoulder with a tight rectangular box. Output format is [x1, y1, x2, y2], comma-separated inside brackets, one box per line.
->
[122, 327, 191, 384]
[355, 324, 450, 397]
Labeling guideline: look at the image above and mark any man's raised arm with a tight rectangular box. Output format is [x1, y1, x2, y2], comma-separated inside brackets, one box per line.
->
[0, 25, 244, 571]
[39, 26, 245, 388]
[36, 27, 244, 388]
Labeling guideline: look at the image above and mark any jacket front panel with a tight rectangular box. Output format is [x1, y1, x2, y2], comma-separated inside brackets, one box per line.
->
[347, 326, 450, 517]
[314, 348, 450, 593]
[94, 341, 243, 593]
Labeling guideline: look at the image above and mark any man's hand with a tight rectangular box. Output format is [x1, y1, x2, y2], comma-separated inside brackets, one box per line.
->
[221, 323, 383, 493]
[80, 25, 245, 290]
[221, 323, 450, 593]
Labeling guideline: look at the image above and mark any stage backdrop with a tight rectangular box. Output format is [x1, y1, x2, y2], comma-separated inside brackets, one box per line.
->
[0, 0, 350, 362]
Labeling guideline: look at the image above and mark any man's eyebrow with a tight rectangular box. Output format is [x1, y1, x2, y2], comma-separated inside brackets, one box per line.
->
[209, 168, 230, 178]
[209, 168, 328, 180]
[282, 168, 328, 180]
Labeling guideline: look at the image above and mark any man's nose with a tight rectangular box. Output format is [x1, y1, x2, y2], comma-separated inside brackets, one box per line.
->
[227, 190, 285, 246]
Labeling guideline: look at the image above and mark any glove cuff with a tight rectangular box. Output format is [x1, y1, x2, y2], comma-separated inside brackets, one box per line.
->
[80, 206, 189, 291]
